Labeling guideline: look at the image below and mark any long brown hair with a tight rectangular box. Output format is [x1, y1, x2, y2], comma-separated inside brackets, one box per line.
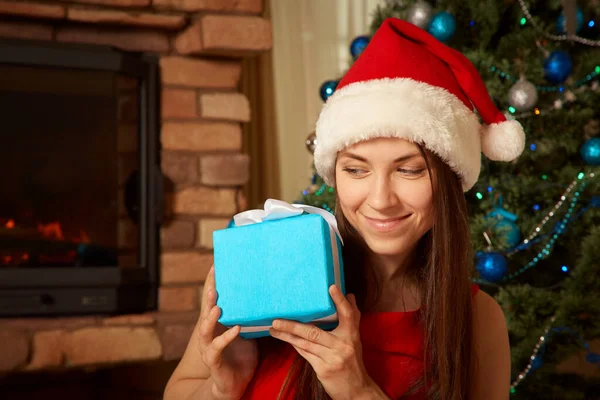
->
[277, 145, 475, 400]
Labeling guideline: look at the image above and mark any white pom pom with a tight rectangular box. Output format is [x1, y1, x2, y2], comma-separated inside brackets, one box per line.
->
[481, 120, 526, 161]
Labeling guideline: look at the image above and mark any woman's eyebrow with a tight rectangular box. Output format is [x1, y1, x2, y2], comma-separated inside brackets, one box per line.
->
[339, 152, 422, 163]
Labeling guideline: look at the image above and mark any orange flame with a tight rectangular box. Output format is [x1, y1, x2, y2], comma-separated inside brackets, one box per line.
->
[37, 222, 64, 241]
[79, 230, 90, 244]
[4, 218, 90, 243]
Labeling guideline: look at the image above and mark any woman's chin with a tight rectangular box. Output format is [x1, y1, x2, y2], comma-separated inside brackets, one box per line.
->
[363, 237, 408, 257]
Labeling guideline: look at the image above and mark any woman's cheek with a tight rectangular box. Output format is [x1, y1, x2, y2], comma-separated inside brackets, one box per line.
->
[337, 177, 369, 207]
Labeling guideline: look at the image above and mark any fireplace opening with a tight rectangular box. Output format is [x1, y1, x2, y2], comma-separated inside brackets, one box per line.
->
[0, 40, 161, 317]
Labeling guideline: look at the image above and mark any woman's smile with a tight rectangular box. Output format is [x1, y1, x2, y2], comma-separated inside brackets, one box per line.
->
[361, 213, 412, 233]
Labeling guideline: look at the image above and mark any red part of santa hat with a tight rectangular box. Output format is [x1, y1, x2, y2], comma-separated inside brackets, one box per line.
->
[314, 18, 525, 192]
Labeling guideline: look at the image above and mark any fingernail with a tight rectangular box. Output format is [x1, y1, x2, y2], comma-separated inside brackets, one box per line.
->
[272, 320, 282, 329]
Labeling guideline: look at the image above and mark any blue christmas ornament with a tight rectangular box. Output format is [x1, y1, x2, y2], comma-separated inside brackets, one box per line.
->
[556, 7, 584, 34]
[319, 80, 338, 102]
[543, 51, 573, 84]
[486, 205, 518, 222]
[485, 196, 521, 248]
[350, 35, 370, 58]
[580, 138, 600, 165]
[476, 251, 508, 282]
[493, 219, 521, 248]
[427, 11, 456, 42]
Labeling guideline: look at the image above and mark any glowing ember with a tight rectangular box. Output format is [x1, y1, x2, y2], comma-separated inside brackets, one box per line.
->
[1, 218, 91, 266]
[37, 222, 64, 241]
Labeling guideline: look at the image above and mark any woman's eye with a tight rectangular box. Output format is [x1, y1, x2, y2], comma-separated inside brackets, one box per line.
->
[342, 167, 366, 175]
[397, 168, 426, 176]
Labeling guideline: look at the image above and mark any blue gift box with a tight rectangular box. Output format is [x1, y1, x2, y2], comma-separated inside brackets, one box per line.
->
[213, 202, 345, 339]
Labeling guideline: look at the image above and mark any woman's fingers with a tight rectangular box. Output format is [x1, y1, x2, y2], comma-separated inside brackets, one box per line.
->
[200, 266, 217, 319]
[203, 325, 242, 369]
[199, 305, 221, 348]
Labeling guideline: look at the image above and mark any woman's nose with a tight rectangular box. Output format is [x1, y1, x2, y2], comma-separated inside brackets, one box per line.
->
[367, 174, 399, 211]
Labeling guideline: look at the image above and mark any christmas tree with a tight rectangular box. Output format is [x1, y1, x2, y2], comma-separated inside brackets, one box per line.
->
[296, 1, 600, 398]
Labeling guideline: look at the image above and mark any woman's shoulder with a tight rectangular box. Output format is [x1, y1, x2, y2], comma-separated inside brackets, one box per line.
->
[470, 286, 512, 396]
[472, 285, 501, 317]
[471, 286, 509, 343]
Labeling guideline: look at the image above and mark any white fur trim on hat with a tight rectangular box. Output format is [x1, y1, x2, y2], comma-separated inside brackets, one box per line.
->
[314, 78, 482, 192]
[480, 120, 526, 162]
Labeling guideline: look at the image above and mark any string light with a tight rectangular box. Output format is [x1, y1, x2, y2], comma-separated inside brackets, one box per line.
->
[501, 172, 597, 280]
[510, 315, 556, 391]
[504, 187, 582, 280]
[483, 62, 600, 91]
[514, 175, 582, 250]
[298, 174, 336, 212]
[511, 322, 600, 392]
[511, 192, 600, 259]
[517, 0, 600, 47]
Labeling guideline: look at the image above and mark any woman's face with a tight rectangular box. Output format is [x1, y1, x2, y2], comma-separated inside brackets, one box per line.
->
[335, 137, 434, 257]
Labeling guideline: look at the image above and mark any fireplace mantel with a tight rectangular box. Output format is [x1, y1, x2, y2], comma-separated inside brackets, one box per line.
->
[0, 0, 271, 374]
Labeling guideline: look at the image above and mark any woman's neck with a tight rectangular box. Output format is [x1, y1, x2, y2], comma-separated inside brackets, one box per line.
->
[367, 248, 416, 282]
[364, 249, 422, 312]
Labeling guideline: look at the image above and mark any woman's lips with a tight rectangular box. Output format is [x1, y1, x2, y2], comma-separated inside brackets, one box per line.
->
[363, 214, 411, 233]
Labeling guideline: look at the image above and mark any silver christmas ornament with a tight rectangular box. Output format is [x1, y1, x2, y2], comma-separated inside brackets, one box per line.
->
[553, 99, 563, 109]
[564, 90, 576, 102]
[406, 1, 433, 30]
[508, 79, 538, 112]
[306, 131, 317, 154]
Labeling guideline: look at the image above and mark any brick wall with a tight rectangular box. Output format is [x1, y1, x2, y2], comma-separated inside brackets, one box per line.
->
[0, 0, 271, 374]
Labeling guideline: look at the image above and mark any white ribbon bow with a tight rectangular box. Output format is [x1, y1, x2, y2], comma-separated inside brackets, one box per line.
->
[233, 199, 344, 245]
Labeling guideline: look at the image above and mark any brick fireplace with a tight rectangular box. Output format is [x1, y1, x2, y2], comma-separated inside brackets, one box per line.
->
[0, 0, 271, 380]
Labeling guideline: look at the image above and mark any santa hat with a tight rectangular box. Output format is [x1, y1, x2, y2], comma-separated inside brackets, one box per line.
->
[314, 18, 525, 192]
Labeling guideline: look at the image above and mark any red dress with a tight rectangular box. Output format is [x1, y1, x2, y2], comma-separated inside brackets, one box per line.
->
[242, 284, 480, 399]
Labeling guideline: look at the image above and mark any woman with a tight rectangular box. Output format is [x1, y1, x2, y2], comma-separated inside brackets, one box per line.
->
[165, 18, 524, 400]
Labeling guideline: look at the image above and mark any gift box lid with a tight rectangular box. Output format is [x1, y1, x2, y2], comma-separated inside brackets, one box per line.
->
[213, 213, 344, 327]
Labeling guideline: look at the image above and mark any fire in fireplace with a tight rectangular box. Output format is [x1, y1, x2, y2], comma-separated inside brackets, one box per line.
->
[0, 39, 161, 317]
[2, 218, 97, 267]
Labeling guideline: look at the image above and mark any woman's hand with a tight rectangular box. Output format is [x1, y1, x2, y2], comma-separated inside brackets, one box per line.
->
[269, 285, 386, 400]
[198, 266, 259, 400]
